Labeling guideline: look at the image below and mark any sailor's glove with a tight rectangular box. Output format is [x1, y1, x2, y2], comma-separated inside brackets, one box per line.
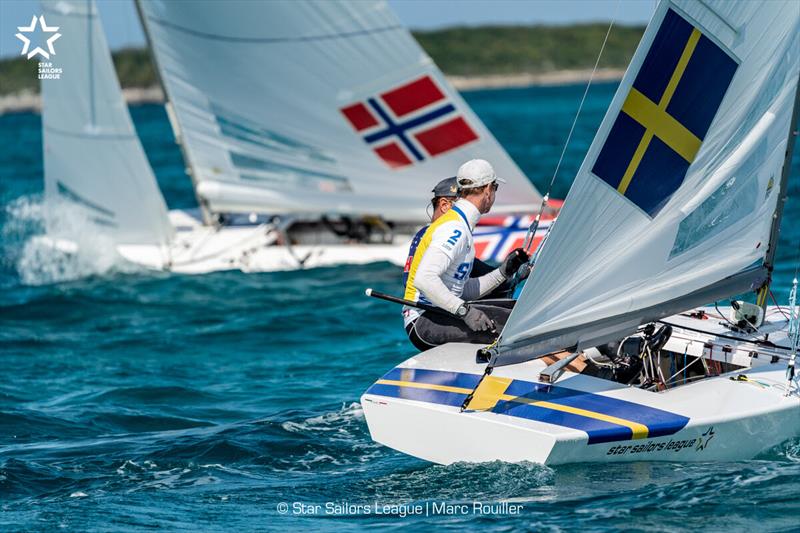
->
[500, 248, 529, 278]
[457, 304, 495, 332]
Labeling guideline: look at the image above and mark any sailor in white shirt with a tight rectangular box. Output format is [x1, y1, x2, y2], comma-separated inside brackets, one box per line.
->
[403, 159, 529, 350]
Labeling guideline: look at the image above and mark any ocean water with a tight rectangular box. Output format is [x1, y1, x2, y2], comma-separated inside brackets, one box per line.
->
[1, 82, 799, 532]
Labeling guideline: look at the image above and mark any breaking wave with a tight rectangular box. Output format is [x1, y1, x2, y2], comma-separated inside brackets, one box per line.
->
[1, 195, 139, 285]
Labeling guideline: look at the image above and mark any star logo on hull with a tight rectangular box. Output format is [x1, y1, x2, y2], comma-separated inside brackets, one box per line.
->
[695, 426, 715, 451]
[15, 15, 61, 60]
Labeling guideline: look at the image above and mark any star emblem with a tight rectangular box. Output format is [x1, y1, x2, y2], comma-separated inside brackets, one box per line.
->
[695, 426, 715, 451]
[15, 15, 61, 60]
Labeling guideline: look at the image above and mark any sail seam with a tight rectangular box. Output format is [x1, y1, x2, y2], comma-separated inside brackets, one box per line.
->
[145, 16, 403, 43]
[44, 125, 138, 140]
[40, 6, 97, 18]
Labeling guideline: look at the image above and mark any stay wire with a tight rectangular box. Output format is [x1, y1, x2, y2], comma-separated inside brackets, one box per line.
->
[521, 0, 620, 251]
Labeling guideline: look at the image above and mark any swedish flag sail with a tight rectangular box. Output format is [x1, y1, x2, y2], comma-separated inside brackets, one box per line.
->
[496, 0, 800, 364]
[593, 8, 737, 217]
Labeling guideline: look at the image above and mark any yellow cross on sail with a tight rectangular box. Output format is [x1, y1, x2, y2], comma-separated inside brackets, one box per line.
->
[592, 9, 738, 217]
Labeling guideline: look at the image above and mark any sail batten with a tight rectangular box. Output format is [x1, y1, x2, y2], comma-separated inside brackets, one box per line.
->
[496, 0, 800, 363]
[136, 0, 540, 220]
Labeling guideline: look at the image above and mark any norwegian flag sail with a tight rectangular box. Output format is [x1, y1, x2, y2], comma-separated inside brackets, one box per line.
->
[474, 214, 555, 262]
[137, 0, 541, 222]
[341, 75, 479, 169]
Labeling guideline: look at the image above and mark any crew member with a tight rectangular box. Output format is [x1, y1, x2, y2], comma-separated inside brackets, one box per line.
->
[403, 176, 512, 296]
[402, 159, 529, 351]
[402, 179, 456, 304]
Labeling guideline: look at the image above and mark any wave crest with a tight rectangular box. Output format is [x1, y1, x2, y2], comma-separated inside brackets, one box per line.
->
[2, 195, 138, 285]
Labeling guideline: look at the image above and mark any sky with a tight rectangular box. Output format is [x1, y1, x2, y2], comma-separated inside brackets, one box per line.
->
[0, 0, 655, 59]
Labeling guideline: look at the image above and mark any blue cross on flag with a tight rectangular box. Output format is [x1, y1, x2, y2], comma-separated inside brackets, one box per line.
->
[592, 8, 738, 217]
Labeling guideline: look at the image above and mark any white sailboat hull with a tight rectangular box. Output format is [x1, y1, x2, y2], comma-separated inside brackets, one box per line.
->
[40, 208, 549, 274]
[111, 209, 409, 274]
[33, 208, 410, 274]
[362, 333, 799, 466]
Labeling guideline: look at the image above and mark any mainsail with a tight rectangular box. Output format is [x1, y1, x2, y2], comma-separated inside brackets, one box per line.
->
[135, 0, 540, 223]
[495, 0, 800, 364]
[41, 0, 172, 250]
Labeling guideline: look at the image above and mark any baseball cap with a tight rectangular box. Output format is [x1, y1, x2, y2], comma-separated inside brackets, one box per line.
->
[456, 159, 506, 189]
[431, 177, 459, 198]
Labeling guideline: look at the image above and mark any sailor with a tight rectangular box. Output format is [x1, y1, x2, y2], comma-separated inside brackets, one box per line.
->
[403, 159, 530, 351]
[404, 176, 511, 291]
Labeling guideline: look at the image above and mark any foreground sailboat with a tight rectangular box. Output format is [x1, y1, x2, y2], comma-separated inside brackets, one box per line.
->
[38, 0, 551, 274]
[362, 0, 800, 465]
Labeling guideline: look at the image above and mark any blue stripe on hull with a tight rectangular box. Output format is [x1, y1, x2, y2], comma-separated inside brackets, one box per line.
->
[365, 367, 690, 445]
[381, 367, 483, 389]
[366, 383, 467, 408]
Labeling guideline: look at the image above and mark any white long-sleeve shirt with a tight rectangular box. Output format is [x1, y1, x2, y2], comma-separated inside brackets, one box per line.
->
[402, 199, 506, 326]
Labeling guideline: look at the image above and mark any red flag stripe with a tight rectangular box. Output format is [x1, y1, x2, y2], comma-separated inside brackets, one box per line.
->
[474, 240, 490, 260]
[477, 216, 510, 227]
[374, 142, 412, 169]
[341, 102, 378, 131]
[381, 76, 445, 118]
[507, 237, 526, 251]
[414, 117, 479, 156]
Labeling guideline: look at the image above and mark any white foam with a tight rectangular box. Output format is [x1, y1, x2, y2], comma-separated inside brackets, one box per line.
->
[281, 402, 364, 434]
[3, 195, 142, 285]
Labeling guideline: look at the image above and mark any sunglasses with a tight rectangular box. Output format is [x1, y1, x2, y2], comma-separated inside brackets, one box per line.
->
[491, 182, 499, 191]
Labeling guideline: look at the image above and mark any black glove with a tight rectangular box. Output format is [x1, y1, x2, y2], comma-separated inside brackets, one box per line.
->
[500, 248, 529, 278]
[461, 304, 495, 332]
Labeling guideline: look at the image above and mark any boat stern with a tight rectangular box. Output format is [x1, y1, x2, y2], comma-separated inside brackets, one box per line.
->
[360, 344, 569, 465]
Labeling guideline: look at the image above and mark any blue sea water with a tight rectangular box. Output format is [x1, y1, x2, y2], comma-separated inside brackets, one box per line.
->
[1, 82, 799, 532]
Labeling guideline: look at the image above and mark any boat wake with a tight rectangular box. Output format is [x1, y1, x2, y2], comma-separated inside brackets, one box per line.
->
[2, 195, 141, 285]
[281, 401, 365, 435]
[276, 402, 385, 472]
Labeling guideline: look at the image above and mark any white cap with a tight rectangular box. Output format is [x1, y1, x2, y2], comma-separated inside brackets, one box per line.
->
[456, 159, 506, 189]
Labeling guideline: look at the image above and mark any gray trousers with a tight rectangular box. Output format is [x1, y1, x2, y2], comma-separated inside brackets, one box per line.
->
[405, 299, 515, 351]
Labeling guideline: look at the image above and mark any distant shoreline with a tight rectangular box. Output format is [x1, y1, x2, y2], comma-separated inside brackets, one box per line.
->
[448, 68, 624, 90]
[0, 86, 165, 115]
[0, 68, 624, 115]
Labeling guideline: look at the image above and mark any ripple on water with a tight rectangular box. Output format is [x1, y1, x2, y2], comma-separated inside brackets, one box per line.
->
[1, 91, 800, 532]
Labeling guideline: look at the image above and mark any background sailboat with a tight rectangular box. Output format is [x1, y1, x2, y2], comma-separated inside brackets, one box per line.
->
[135, 0, 541, 222]
[38, 0, 550, 274]
[40, 0, 173, 269]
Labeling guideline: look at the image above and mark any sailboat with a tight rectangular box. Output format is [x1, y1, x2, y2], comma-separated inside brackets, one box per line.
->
[37, 0, 552, 274]
[362, 0, 800, 465]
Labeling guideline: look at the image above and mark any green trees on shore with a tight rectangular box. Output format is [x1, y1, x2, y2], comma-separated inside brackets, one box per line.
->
[0, 24, 643, 96]
[414, 24, 643, 76]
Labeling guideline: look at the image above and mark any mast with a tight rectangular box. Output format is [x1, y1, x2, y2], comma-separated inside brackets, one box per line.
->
[757, 71, 800, 320]
[133, 0, 213, 226]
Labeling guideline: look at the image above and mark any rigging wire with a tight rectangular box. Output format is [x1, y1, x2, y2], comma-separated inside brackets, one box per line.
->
[519, 0, 620, 253]
[770, 290, 792, 321]
[546, 12, 616, 199]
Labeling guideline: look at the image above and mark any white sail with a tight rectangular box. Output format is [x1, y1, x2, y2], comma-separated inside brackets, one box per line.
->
[135, 0, 540, 222]
[497, 0, 800, 362]
[41, 0, 172, 250]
